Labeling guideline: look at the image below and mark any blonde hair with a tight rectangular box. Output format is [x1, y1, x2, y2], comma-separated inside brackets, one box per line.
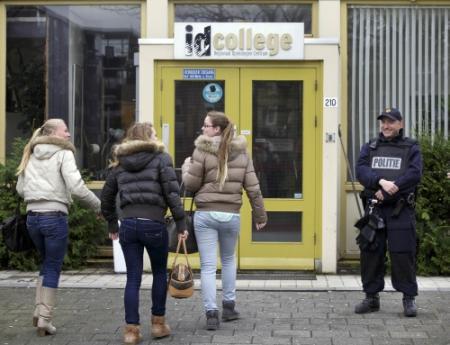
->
[123, 122, 155, 142]
[16, 118, 66, 176]
[206, 111, 234, 190]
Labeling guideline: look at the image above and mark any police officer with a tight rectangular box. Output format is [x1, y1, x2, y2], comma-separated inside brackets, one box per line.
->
[355, 108, 423, 317]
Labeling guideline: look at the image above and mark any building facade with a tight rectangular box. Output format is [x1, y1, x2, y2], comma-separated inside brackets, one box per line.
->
[1, 0, 449, 272]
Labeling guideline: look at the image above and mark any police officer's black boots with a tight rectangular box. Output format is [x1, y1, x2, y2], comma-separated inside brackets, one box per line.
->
[402, 295, 417, 317]
[354, 293, 380, 314]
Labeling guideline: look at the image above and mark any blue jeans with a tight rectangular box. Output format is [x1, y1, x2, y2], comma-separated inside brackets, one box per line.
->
[119, 218, 169, 325]
[27, 213, 68, 288]
[194, 211, 240, 312]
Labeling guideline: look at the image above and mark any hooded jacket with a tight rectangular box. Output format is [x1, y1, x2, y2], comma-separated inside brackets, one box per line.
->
[16, 136, 100, 214]
[182, 135, 267, 224]
[101, 139, 185, 233]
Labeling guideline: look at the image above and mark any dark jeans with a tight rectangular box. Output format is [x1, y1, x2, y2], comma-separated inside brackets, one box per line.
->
[27, 213, 69, 288]
[119, 218, 169, 325]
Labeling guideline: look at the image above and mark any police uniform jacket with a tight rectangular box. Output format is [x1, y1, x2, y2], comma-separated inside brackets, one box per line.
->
[356, 129, 423, 202]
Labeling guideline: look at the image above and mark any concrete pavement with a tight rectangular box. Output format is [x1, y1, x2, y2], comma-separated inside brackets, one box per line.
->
[0, 270, 449, 345]
[1, 269, 449, 291]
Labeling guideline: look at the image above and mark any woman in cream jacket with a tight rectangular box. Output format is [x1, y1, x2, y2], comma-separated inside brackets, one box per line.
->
[16, 118, 100, 337]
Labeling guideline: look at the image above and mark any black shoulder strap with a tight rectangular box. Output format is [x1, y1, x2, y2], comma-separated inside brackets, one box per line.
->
[369, 138, 378, 149]
[403, 137, 418, 146]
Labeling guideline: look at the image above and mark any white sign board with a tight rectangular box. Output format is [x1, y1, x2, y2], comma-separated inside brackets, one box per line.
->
[174, 22, 304, 60]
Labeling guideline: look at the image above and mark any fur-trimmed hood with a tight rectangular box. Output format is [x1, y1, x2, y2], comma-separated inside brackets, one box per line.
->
[194, 135, 247, 157]
[31, 136, 75, 160]
[113, 139, 165, 172]
[114, 139, 165, 157]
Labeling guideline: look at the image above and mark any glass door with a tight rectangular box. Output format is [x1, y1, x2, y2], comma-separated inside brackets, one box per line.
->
[239, 68, 317, 269]
[157, 65, 239, 268]
[156, 63, 318, 270]
[157, 66, 239, 170]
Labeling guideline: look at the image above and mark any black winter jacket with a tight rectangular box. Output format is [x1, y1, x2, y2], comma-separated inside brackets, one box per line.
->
[101, 140, 185, 233]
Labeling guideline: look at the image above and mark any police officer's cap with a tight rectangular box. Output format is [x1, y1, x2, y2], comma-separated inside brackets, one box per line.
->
[377, 108, 402, 121]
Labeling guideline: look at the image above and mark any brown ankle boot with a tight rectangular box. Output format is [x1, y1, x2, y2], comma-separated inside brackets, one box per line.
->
[151, 315, 171, 338]
[123, 324, 142, 345]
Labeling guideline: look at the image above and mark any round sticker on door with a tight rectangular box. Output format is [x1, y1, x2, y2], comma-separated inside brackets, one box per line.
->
[202, 83, 223, 103]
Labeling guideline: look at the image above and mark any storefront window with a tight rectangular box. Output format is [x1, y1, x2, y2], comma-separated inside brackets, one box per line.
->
[347, 6, 450, 173]
[175, 4, 312, 34]
[6, 5, 140, 179]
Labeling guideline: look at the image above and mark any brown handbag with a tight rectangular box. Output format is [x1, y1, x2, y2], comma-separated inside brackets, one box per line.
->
[168, 238, 194, 298]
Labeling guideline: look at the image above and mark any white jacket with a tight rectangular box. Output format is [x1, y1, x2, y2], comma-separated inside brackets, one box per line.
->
[17, 136, 100, 214]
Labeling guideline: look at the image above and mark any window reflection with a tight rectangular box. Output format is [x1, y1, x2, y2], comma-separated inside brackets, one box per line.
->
[6, 5, 140, 179]
[252, 211, 302, 242]
[174, 81, 225, 179]
[252, 81, 303, 198]
[175, 4, 312, 34]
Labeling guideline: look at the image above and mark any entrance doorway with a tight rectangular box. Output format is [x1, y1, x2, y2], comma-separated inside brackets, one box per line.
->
[156, 62, 320, 270]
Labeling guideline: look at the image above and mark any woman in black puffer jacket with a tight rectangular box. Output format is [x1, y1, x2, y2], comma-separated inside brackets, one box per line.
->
[101, 122, 187, 345]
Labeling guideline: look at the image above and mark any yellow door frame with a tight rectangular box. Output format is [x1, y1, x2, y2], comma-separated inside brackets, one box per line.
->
[155, 61, 322, 270]
[239, 67, 317, 270]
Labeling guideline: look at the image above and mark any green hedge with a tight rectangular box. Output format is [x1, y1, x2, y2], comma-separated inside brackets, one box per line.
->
[415, 134, 450, 275]
[0, 138, 107, 271]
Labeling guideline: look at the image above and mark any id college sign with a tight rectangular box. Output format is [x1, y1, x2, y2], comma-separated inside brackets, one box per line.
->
[174, 23, 304, 60]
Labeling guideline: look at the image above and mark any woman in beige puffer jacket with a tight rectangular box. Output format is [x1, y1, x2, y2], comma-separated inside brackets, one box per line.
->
[182, 111, 267, 330]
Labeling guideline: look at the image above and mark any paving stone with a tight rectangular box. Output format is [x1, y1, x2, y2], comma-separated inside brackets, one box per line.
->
[0, 288, 448, 345]
[372, 339, 413, 345]
[332, 338, 373, 345]
[390, 331, 429, 338]
[291, 338, 332, 345]
[212, 334, 252, 343]
[251, 336, 291, 344]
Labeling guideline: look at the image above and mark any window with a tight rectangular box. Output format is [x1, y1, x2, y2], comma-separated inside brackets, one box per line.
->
[6, 5, 140, 179]
[175, 4, 312, 34]
[347, 6, 450, 171]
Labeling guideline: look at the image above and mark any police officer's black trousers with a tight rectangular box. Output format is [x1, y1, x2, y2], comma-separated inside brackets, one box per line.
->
[360, 205, 418, 297]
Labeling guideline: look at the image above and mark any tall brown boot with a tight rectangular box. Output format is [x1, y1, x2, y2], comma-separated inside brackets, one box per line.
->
[37, 287, 57, 336]
[33, 276, 43, 327]
[123, 324, 142, 345]
[151, 315, 171, 338]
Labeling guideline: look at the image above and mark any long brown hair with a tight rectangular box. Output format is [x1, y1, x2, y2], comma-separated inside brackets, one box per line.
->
[109, 122, 156, 167]
[16, 118, 66, 176]
[206, 111, 234, 190]
[123, 122, 155, 142]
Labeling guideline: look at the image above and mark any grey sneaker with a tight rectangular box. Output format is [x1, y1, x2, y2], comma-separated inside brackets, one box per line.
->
[222, 300, 240, 321]
[354, 293, 380, 314]
[205, 310, 219, 330]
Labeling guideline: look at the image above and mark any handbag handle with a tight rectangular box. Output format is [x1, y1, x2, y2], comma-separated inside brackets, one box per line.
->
[172, 238, 191, 269]
[180, 182, 195, 216]
[15, 199, 21, 216]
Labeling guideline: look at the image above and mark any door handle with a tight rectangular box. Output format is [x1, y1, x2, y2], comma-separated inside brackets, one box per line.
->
[162, 123, 170, 148]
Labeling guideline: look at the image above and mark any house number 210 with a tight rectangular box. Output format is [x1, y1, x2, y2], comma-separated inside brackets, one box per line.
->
[324, 97, 338, 108]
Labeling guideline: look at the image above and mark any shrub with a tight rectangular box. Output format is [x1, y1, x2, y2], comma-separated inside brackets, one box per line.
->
[0, 138, 107, 270]
[415, 134, 450, 275]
